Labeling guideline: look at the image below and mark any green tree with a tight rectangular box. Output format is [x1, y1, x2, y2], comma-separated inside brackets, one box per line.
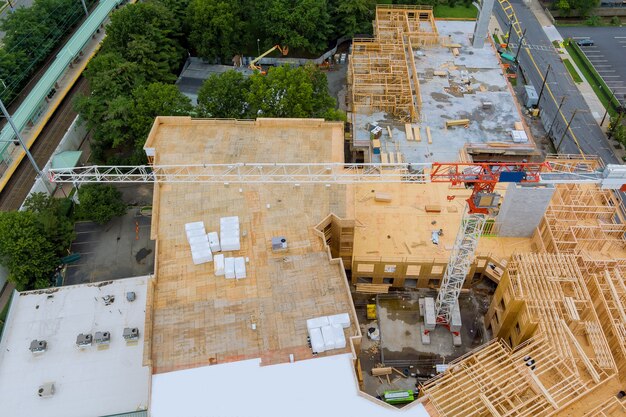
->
[0, 211, 59, 290]
[187, 0, 245, 60]
[128, 82, 193, 161]
[197, 71, 251, 118]
[75, 52, 141, 158]
[248, 65, 339, 118]
[77, 184, 127, 225]
[570, 0, 599, 18]
[261, 0, 333, 53]
[556, 0, 571, 13]
[330, 0, 374, 37]
[23, 193, 75, 255]
[102, 1, 184, 82]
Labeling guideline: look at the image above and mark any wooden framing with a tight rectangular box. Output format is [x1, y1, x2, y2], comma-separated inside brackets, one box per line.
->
[587, 267, 626, 374]
[350, 254, 507, 289]
[347, 5, 439, 122]
[485, 253, 616, 378]
[532, 183, 626, 257]
[421, 335, 603, 417]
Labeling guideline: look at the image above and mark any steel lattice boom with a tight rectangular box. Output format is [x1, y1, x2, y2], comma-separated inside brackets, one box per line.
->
[48, 163, 431, 184]
[434, 213, 486, 326]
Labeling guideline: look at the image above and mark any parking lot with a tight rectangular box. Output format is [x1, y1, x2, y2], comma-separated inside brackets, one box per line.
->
[558, 27, 626, 101]
[64, 184, 155, 285]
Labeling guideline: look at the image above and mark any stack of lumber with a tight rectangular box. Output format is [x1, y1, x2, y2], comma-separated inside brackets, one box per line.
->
[356, 283, 392, 294]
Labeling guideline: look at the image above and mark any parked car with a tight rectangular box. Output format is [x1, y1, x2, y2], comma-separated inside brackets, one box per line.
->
[576, 38, 594, 46]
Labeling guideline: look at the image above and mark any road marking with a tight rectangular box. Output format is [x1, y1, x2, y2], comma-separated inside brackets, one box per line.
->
[597, 70, 616, 73]
[589, 60, 608, 63]
[615, 36, 626, 39]
[594, 65, 612, 68]
[602, 75, 621, 78]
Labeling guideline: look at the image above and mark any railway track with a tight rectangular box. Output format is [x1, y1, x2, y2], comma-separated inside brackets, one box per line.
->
[0, 76, 88, 211]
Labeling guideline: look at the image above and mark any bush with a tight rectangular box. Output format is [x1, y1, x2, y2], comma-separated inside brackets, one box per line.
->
[77, 184, 127, 225]
[610, 16, 621, 26]
[585, 15, 601, 26]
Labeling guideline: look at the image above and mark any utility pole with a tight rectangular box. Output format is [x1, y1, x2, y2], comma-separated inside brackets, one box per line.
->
[514, 28, 527, 63]
[557, 109, 580, 153]
[505, 20, 513, 48]
[0, 98, 44, 178]
[546, 96, 566, 140]
[80, 0, 89, 16]
[537, 64, 551, 106]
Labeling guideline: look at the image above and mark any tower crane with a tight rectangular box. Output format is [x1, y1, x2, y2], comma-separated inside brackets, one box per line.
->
[48, 159, 626, 330]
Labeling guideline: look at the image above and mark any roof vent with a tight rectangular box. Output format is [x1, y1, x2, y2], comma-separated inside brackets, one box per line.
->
[38, 382, 54, 398]
[94, 331, 111, 345]
[126, 291, 136, 302]
[29, 339, 47, 353]
[271, 236, 287, 252]
[123, 327, 139, 341]
[102, 295, 115, 306]
[76, 333, 92, 347]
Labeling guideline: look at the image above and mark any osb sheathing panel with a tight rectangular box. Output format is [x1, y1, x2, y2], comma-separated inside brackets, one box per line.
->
[144, 118, 359, 374]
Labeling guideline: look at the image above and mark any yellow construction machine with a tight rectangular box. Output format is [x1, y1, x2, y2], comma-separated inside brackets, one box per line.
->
[248, 45, 288, 74]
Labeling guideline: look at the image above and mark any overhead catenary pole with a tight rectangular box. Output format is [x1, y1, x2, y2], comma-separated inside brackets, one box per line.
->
[505, 19, 513, 48]
[80, 0, 89, 16]
[0, 98, 44, 178]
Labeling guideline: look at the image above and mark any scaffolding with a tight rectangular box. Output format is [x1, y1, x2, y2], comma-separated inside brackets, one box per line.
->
[347, 5, 439, 122]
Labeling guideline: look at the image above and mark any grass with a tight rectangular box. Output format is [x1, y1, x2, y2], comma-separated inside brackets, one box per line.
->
[562, 58, 582, 83]
[565, 41, 618, 117]
[433, 5, 478, 19]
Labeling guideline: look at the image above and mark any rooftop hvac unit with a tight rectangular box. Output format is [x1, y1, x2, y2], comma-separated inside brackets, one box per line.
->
[271, 237, 287, 252]
[123, 327, 139, 341]
[126, 291, 136, 302]
[38, 382, 54, 398]
[29, 339, 47, 353]
[102, 295, 115, 306]
[76, 333, 92, 347]
[94, 331, 111, 345]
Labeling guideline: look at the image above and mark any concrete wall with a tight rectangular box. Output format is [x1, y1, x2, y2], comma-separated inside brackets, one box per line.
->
[19, 115, 87, 210]
[496, 183, 555, 237]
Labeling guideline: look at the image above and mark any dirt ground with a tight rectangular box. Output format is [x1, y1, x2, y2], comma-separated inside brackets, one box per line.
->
[355, 282, 495, 403]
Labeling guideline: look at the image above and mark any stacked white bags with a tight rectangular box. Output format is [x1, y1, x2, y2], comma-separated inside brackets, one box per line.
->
[306, 313, 350, 353]
[185, 222, 212, 265]
[220, 216, 241, 251]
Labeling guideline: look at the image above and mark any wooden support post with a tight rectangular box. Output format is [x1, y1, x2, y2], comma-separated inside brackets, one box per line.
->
[426, 126, 432, 144]
[560, 319, 600, 383]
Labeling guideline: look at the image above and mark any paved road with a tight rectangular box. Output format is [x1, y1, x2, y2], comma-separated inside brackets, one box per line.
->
[558, 27, 626, 102]
[494, 0, 619, 163]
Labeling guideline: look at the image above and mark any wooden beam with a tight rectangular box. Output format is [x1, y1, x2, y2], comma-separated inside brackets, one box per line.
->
[413, 126, 421, 142]
[405, 124, 413, 141]
[560, 319, 600, 383]
[528, 371, 558, 409]
[426, 126, 432, 144]
[479, 393, 503, 417]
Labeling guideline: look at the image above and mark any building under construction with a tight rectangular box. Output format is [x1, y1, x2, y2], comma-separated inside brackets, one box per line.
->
[134, 116, 626, 416]
[3, 4, 626, 417]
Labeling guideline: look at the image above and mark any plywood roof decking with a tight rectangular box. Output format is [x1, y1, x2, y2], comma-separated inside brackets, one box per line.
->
[143, 118, 358, 374]
[352, 182, 533, 263]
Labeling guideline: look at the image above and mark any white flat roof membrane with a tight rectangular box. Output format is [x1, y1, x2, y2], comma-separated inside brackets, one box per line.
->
[151, 353, 431, 417]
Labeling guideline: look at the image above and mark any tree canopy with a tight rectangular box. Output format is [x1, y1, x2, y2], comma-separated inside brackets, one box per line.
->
[77, 184, 127, 225]
[197, 66, 345, 121]
[0, 193, 75, 290]
[0, 0, 97, 103]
